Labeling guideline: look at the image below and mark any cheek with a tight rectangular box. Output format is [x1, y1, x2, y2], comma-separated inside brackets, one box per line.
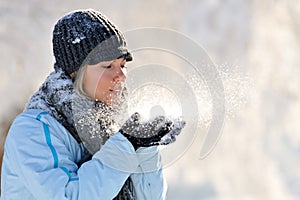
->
[83, 67, 115, 101]
[84, 70, 103, 98]
[95, 73, 115, 98]
[96, 75, 112, 92]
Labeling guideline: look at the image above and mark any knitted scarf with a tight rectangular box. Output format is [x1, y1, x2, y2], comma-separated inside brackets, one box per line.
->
[26, 68, 135, 199]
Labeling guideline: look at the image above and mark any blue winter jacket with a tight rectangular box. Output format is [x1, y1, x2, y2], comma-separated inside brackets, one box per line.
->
[0, 109, 167, 200]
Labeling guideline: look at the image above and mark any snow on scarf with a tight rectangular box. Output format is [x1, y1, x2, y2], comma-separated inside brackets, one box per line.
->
[26, 68, 135, 200]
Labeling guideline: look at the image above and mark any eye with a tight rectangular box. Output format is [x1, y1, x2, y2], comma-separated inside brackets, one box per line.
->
[121, 65, 127, 69]
[103, 65, 112, 69]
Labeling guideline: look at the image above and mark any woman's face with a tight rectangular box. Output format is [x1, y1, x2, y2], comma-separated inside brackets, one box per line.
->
[83, 58, 127, 106]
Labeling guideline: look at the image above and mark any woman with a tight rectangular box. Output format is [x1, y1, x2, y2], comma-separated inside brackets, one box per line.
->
[0, 9, 185, 200]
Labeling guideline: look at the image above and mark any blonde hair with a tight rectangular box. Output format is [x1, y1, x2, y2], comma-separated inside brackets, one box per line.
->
[73, 65, 90, 98]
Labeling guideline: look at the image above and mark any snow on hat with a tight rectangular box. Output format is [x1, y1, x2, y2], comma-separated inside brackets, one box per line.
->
[52, 9, 133, 75]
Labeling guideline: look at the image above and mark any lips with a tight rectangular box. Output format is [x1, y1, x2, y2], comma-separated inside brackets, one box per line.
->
[110, 82, 124, 94]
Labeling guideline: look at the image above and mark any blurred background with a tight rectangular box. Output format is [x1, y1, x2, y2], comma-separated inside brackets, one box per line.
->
[1, 0, 300, 199]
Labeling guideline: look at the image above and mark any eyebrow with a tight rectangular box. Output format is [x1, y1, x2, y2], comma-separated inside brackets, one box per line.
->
[102, 61, 114, 65]
[113, 58, 126, 64]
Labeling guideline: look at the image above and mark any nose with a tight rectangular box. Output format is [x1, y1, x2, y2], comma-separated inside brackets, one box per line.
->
[113, 65, 126, 82]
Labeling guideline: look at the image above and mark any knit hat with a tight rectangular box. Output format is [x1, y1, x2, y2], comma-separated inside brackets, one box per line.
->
[52, 9, 133, 75]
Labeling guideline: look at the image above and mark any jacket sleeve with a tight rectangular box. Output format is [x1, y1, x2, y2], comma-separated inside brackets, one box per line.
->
[130, 146, 168, 200]
[6, 114, 138, 200]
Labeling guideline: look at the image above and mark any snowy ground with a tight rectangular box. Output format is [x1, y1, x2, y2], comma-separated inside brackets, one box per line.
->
[1, 0, 300, 199]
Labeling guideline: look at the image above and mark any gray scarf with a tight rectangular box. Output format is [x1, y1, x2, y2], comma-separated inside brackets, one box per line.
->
[26, 68, 135, 200]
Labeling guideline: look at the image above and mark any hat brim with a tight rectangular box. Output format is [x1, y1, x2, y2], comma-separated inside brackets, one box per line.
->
[120, 52, 133, 62]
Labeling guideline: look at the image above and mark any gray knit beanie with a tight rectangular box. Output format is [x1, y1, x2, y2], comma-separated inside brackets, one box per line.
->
[52, 9, 133, 75]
